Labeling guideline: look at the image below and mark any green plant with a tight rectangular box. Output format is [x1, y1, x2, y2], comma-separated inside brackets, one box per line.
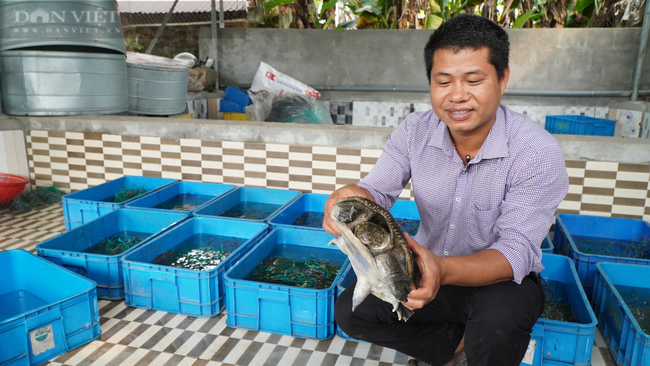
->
[338, 0, 400, 29]
[124, 33, 145, 53]
[564, 0, 595, 27]
[307, 0, 337, 28]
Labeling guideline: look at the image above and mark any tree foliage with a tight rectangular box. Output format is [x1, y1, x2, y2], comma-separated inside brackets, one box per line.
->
[246, 0, 645, 28]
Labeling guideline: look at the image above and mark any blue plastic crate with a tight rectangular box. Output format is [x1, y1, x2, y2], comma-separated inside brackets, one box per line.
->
[219, 99, 246, 113]
[36, 209, 188, 300]
[389, 199, 421, 237]
[223, 86, 251, 106]
[122, 217, 268, 317]
[554, 213, 650, 300]
[541, 234, 554, 254]
[0, 250, 100, 366]
[334, 263, 369, 343]
[267, 193, 328, 230]
[519, 254, 597, 366]
[62, 176, 177, 230]
[194, 186, 301, 222]
[224, 228, 348, 340]
[545, 115, 615, 136]
[593, 262, 650, 366]
[125, 181, 236, 215]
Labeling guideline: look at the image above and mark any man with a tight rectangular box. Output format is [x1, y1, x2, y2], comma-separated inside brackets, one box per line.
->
[322, 14, 569, 366]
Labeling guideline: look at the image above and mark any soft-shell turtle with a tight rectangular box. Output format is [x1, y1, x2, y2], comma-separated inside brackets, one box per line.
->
[330, 196, 415, 321]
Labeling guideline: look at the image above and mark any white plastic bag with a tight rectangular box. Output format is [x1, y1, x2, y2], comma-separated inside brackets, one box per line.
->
[250, 62, 320, 98]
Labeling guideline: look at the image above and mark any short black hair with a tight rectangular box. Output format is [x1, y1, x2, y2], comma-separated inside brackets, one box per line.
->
[424, 14, 510, 83]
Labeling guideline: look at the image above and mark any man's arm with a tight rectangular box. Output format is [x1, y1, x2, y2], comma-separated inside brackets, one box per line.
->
[404, 234, 513, 310]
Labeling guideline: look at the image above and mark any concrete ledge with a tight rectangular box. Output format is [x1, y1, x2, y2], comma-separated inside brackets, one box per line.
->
[2, 114, 650, 164]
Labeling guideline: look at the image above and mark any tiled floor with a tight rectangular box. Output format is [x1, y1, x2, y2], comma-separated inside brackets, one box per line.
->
[0, 203, 618, 366]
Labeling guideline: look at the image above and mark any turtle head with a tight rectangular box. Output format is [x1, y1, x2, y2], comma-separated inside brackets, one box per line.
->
[331, 196, 374, 229]
[354, 221, 391, 251]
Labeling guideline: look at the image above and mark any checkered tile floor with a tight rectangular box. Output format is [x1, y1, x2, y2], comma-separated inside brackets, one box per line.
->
[0, 203, 617, 366]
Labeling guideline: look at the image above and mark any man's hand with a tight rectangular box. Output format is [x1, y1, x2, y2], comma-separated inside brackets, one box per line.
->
[322, 184, 374, 236]
[403, 233, 447, 310]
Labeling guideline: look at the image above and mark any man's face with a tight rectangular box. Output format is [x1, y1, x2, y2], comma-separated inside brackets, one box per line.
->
[429, 47, 509, 139]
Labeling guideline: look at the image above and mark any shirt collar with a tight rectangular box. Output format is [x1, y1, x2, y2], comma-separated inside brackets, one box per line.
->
[428, 104, 510, 161]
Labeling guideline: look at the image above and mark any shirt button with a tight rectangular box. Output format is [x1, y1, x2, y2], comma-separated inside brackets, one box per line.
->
[455, 197, 461, 202]
[450, 224, 455, 229]
[444, 251, 449, 256]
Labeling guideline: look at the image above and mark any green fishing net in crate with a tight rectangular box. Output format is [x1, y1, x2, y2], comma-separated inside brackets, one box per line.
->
[249, 257, 341, 289]
[113, 185, 149, 203]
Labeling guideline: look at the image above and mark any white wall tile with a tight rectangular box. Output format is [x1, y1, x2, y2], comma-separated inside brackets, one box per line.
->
[581, 195, 614, 205]
[585, 161, 618, 171]
[613, 188, 647, 199]
[352, 102, 378, 127]
[567, 185, 583, 194]
[266, 143, 289, 152]
[223, 141, 245, 149]
[244, 163, 266, 172]
[595, 107, 610, 120]
[202, 175, 224, 183]
[222, 155, 244, 164]
[558, 200, 581, 211]
[313, 146, 337, 155]
[616, 171, 650, 182]
[611, 205, 645, 216]
[66, 132, 84, 140]
[583, 178, 616, 189]
[102, 134, 121, 142]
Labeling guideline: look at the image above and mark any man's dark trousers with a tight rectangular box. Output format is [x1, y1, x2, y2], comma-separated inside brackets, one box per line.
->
[335, 273, 545, 366]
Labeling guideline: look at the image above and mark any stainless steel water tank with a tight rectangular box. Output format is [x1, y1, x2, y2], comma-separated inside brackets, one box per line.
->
[0, 0, 125, 54]
[0, 50, 128, 116]
[126, 52, 190, 116]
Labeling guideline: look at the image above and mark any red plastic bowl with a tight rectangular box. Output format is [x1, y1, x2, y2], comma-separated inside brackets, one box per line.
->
[0, 173, 29, 205]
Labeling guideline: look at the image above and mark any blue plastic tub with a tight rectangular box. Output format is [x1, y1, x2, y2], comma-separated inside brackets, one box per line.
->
[219, 99, 246, 113]
[223, 86, 251, 106]
[545, 115, 616, 136]
[0, 250, 100, 366]
[125, 181, 236, 215]
[389, 199, 421, 237]
[62, 176, 177, 230]
[593, 262, 650, 366]
[194, 186, 301, 222]
[122, 217, 269, 317]
[554, 213, 650, 300]
[520, 254, 597, 366]
[36, 209, 188, 300]
[267, 193, 328, 230]
[541, 234, 554, 254]
[224, 228, 348, 340]
[334, 263, 368, 343]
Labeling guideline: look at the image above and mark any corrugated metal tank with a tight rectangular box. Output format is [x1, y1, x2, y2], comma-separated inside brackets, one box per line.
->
[0, 49, 128, 116]
[126, 52, 190, 116]
[0, 0, 125, 54]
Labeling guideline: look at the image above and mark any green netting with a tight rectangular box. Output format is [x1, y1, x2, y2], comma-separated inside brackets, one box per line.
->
[113, 185, 148, 203]
[3, 186, 66, 213]
[579, 236, 650, 259]
[101, 236, 143, 255]
[249, 257, 341, 289]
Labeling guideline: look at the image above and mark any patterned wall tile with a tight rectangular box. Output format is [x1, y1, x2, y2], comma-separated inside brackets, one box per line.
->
[329, 102, 353, 125]
[25, 130, 650, 222]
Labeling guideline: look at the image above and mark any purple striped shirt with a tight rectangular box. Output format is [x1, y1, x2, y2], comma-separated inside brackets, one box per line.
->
[358, 104, 569, 284]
